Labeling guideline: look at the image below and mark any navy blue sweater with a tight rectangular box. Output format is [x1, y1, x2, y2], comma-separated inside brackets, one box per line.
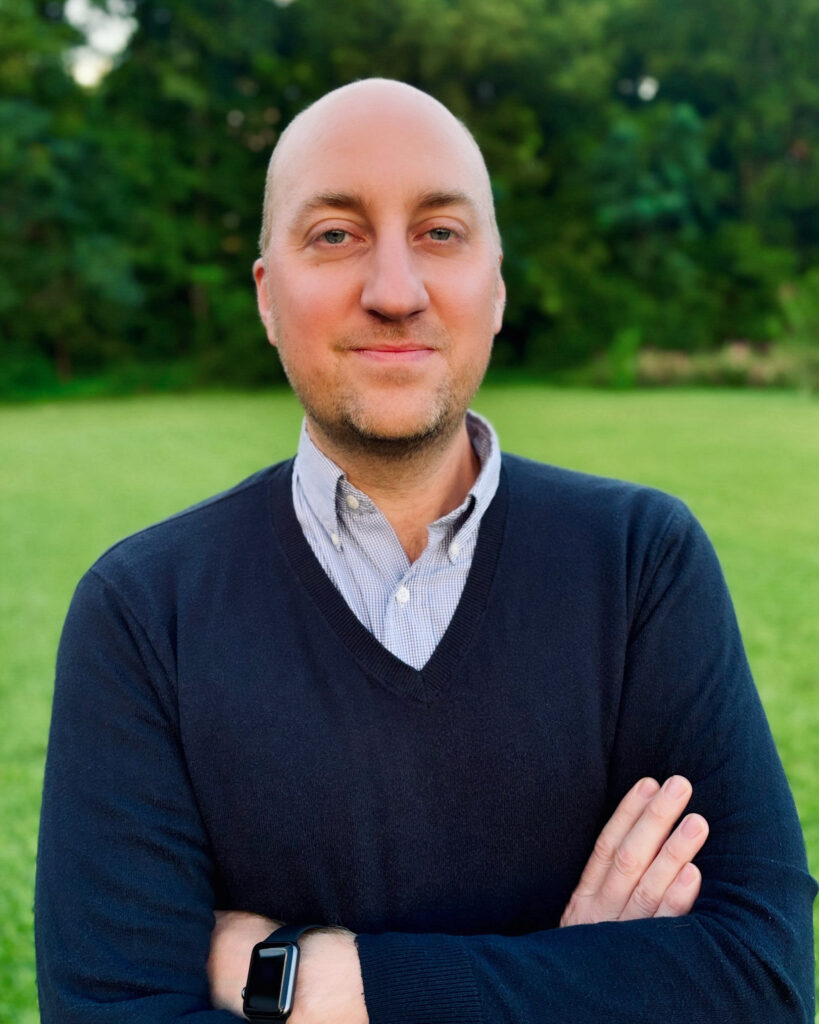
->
[36, 455, 816, 1022]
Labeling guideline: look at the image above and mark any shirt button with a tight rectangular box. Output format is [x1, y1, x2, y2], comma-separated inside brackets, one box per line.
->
[345, 494, 360, 511]
[395, 585, 410, 605]
[449, 541, 460, 559]
[331, 532, 340, 548]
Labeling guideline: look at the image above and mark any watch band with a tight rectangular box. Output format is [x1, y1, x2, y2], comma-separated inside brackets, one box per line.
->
[263, 923, 323, 944]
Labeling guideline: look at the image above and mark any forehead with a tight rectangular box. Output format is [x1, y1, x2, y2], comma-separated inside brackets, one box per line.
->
[270, 92, 489, 225]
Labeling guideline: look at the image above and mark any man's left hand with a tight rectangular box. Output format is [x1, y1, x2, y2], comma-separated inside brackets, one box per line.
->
[560, 775, 709, 927]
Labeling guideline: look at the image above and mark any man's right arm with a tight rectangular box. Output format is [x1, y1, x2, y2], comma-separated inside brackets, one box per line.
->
[35, 569, 237, 1022]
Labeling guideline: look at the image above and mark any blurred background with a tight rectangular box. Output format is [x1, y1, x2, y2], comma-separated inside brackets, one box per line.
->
[2, 0, 818, 397]
[1, 2, 817, 1021]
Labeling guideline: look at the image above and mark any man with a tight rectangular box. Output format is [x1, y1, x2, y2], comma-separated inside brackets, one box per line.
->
[36, 79, 815, 1022]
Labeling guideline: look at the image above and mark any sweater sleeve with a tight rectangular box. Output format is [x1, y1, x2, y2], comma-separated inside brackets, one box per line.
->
[355, 503, 816, 1024]
[35, 568, 237, 1023]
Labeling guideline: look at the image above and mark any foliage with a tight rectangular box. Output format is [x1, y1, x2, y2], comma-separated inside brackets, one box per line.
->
[578, 340, 819, 390]
[0, 0, 818, 392]
[0, 2, 120, 381]
[778, 266, 819, 348]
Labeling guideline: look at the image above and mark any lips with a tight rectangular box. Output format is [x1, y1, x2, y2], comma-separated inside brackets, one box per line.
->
[351, 345, 436, 362]
[354, 344, 434, 353]
[338, 325, 444, 359]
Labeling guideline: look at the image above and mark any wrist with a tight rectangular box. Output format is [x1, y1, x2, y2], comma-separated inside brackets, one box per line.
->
[292, 929, 367, 1024]
[208, 911, 278, 1017]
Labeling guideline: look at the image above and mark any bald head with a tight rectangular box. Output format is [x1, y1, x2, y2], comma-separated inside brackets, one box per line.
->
[259, 78, 499, 257]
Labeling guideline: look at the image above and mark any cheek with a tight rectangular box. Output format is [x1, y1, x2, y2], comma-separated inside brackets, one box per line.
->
[273, 280, 325, 329]
[436, 269, 502, 335]
[273, 276, 364, 362]
[272, 261, 358, 313]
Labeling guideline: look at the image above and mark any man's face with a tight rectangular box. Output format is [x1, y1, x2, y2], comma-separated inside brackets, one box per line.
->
[254, 81, 505, 459]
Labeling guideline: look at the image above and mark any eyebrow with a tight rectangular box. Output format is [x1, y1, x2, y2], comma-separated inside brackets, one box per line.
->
[291, 189, 477, 229]
[415, 190, 477, 214]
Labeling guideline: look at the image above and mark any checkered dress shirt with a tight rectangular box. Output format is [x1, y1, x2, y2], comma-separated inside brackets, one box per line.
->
[291, 412, 501, 669]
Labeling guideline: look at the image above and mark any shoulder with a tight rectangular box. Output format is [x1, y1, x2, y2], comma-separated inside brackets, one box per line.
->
[497, 453, 726, 640]
[499, 451, 694, 545]
[86, 459, 293, 598]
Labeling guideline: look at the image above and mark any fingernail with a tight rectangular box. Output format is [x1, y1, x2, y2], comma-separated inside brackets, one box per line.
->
[678, 863, 698, 886]
[664, 775, 689, 798]
[682, 814, 703, 837]
[639, 778, 660, 798]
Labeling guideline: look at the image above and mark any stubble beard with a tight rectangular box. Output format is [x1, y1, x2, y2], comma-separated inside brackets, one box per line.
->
[290, 365, 469, 463]
[316, 381, 462, 462]
[276, 325, 490, 464]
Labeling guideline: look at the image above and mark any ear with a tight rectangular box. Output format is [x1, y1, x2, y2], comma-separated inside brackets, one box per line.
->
[493, 255, 506, 335]
[253, 258, 277, 348]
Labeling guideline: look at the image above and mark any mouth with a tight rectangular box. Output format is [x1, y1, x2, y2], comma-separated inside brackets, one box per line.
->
[349, 345, 436, 363]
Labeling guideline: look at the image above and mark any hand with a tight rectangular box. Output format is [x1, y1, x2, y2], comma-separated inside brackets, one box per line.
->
[560, 775, 708, 927]
[207, 911, 367, 1024]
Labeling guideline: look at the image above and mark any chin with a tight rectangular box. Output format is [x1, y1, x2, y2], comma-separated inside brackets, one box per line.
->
[353, 402, 450, 438]
[335, 401, 462, 458]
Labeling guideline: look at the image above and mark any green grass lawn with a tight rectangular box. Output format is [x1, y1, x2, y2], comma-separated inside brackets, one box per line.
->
[1, 386, 817, 1021]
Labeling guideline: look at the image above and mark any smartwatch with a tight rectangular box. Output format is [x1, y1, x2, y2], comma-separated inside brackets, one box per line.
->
[242, 923, 322, 1021]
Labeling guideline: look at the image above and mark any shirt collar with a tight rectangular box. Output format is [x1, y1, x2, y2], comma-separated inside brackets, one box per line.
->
[442, 411, 501, 558]
[293, 420, 346, 541]
[292, 411, 501, 549]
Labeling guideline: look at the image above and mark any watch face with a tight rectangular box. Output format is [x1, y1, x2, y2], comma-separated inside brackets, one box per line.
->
[244, 943, 298, 1018]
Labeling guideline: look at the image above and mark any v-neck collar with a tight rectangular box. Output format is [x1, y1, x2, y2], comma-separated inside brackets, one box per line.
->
[267, 459, 509, 704]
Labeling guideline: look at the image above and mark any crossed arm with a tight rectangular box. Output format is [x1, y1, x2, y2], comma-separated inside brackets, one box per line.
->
[208, 775, 709, 1021]
[36, 504, 816, 1022]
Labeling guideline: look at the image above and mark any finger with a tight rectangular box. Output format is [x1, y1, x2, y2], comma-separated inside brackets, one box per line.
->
[571, 777, 661, 897]
[655, 862, 702, 917]
[618, 812, 709, 921]
[594, 775, 694, 918]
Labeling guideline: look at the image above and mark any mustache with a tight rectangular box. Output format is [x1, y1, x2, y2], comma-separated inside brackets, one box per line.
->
[336, 323, 448, 350]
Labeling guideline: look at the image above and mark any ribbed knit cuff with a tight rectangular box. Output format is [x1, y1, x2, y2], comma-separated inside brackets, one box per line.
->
[356, 932, 483, 1024]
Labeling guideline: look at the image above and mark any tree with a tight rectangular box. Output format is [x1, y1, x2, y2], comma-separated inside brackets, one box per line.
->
[0, 1, 142, 388]
[2, 0, 817, 392]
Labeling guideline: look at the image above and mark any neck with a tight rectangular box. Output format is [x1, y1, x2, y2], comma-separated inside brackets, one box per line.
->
[306, 417, 480, 562]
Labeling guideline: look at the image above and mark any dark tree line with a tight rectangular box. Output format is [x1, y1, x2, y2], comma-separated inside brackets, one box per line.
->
[1, 0, 818, 395]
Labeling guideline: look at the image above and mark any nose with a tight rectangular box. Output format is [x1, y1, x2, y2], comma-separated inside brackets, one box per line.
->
[360, 237, 429, 322]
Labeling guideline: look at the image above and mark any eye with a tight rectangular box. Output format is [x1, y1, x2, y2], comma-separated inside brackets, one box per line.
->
[427, 227, 454, 241]
[321, 229, 349, 245]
